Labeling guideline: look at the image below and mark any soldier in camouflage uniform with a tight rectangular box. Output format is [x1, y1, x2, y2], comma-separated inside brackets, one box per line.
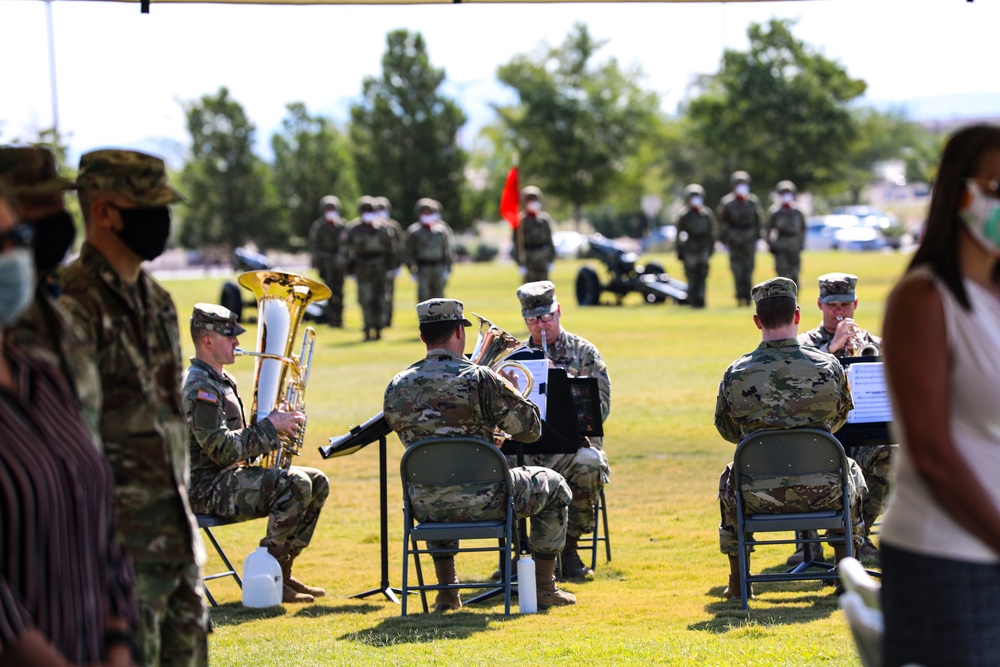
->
[383, 298, 577, 610]
[715, 171, 764, 306]
[342, 195, 394, 341]
[515, 281, 611, 579]
[61, 149, 208, 666]
[375, 196, 405, 329]
[307, 195, 346, 327]
[675, 184, 716, 309]
[0, 146, 102, 436]
[405, 198, 454, 303]
[181, 304, 330, 604]
[513, 186, 556, 283]
[714, 277, 867, 599]
[765, 181, 807, 288]
[798, 272, 892, 560]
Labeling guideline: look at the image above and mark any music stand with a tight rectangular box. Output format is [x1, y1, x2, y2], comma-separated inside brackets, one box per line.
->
[834, 356, 894, 454]
[319, 414, 402, 603]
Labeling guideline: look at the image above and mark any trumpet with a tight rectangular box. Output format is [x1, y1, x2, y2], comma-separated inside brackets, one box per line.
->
[837, 315, 881, 357]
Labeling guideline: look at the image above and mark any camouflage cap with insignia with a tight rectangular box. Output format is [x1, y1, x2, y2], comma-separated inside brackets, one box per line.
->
[751, 277, 798, 305]
[416, 298, 472, 326]
[818, 272, 858, 303]
[191, 302, 247, 337]
[517, 280, 558, 318]
[77, 149, 184, 207]
[0, 146, 76, 197]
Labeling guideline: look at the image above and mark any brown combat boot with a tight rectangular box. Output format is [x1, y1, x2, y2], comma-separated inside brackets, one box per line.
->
[278, 559, 315, 603]
[535, 557, 576, 608]
[432, 557, 462, 612]
[560, 535, 594, 579]
[824, 543, 850, 594]
[786, 530, 826, 566]
[283, 557, 325, 598]
[723, 555, 753, 599]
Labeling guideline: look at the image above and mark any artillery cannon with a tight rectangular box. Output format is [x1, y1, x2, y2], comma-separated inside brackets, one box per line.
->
[575, 234, 688, 306]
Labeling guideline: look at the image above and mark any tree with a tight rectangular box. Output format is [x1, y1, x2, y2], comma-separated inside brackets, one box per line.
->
[686, 19, 867, 202]
[495, 23, 660, 226]
[350, 30, 468, 229]
[271, 103, 358, 242]
[178, 87, 281, 251]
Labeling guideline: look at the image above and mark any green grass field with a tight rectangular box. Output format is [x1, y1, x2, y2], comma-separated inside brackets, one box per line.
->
[165, 248, 909, 666]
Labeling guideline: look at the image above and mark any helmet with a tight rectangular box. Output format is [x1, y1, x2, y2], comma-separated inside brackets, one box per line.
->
[356, 195, 376, 212]
[730, 171, 751, 186]
[319, 195, 341, 211]
[683, 184, 705, 198]
[374, 196, 391, 211]
[414, 197, 438, 214]
[520, 185, 543, 202]
[776, 180, 796, 194]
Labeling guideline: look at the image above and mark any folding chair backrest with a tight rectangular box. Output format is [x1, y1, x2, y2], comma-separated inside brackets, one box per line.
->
[401, 437, 510, 487]
[735, 428, 845, 477]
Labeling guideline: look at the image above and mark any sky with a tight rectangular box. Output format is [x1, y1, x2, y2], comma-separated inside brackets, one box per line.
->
[3, 0, 999, 168]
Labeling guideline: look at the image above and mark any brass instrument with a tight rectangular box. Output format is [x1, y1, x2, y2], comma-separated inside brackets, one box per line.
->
[236, 270, 331, 469]
[469, 313, 534, 396]
[837, 315, 881, 357]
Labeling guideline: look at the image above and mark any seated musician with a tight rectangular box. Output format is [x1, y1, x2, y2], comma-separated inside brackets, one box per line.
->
[715, 277, 868, 598]
[797, 272, 895, 561]
[383, 298, 577, 611]
[181, 303, 329, 604]
[513, 280, 611, 578]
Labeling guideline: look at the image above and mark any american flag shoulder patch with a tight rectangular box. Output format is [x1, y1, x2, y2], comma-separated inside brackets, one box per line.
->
[196, 390, 218, 404]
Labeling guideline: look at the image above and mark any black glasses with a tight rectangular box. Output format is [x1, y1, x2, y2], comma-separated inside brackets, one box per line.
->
[0, 223, 34, 250]
[524, 313, 555, 325]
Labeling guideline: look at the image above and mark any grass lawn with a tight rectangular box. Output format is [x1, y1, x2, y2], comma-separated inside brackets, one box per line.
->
[164, 248, 908, 666]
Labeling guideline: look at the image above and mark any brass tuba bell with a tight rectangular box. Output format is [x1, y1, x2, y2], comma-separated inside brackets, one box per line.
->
[469, 313, 534, 396]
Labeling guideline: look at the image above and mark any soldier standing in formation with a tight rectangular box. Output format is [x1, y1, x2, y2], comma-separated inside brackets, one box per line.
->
[405, 198, 454, 302]
[383, 298, 577, 610]
[343, 196, 394, 341]
[515, 281, 611, 578]
[716, 171, 764, 306]
[714, 277, 867, 598]
[61, 150, 209, 665]
[308, 195, 346, 327]
[765, 180, 807, 288]
[513, 185, 556, 283]
[181, 304, 330, 604]
[375, 196, 404, 329]
[675, 184, 716, 309]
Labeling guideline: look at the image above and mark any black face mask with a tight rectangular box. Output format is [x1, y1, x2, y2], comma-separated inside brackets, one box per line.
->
[113, 205, 171, 261]
[25, 210, 76, 274]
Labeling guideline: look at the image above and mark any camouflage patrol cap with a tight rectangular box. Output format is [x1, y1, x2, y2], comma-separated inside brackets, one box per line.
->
[521, 185, 543, 202]
[374, 196, 391, 211]
[77, 149, 184, 206]
[416, 298, 472, 326]
[0, 146, 75, 197]
[776, 180, 797, 194]
[751, 277, 797, 305]
[684, 183, 705, 197]
[414, 197, 438, 214]
[357, 195, 376, 212]
[730, 171, 751, 185]
[191, 302, 247, 337]
[818, 272, 858, 303]
[319, 195, 341, 211]
[517, 280, 559, 318]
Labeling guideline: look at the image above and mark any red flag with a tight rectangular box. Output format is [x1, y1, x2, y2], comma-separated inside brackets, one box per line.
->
[499, 165, 520, 229]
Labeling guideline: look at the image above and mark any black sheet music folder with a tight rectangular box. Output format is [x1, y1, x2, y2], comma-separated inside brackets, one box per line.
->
[834, 356, 894, 452]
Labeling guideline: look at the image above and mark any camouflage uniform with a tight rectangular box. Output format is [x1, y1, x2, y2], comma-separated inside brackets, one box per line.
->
[716, 172, 764, 305]
[343, 197, 394, 339]
[714, 278, 867, 555]
[514, 213, 556, 282]
[376, 198, 405, 328]
[61, 150, 207, 667]
[406, 200, 454, 303]
[308, 196, 346, 327]
[765, 182, 806, 287]
[675, 186, 716, 309]
[383, 299, 570, 558]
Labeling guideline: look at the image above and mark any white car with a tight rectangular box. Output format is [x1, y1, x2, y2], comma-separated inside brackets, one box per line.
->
[805, 214, 887, 251]
[552, 231, 589, 259]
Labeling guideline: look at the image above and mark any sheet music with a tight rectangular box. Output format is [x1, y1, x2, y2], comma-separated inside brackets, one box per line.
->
[518, 358, 549, 420]
[846, 362, 893, 424]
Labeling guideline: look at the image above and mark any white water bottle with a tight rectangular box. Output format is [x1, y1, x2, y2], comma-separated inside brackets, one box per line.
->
[241, 547, 282, 608]
[517, 555, 537, 614]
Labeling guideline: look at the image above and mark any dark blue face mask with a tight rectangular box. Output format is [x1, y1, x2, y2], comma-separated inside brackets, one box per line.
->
[25, 210, 76, 274]
[109, 204, 171, 261]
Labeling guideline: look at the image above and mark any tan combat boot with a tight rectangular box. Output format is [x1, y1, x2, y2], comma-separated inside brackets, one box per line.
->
[560, 535, 594, 579]
[278, 559, 315, 604]
[723, 555, 753, 599]
[284, 557, 326, 598]
[786, 530, 826, 566]
[432, 557, 462, 612]
[535, 557, 577, 608]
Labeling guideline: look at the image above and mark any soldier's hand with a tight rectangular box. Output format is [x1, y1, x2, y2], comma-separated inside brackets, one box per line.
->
[499, 368, 520, 392]
[831, 318, 856, 354]
[268, 409, 306, 436]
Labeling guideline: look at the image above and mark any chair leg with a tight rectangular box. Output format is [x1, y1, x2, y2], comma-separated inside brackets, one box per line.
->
[413, 539, 428, 614]
[600, 490, 611, 564]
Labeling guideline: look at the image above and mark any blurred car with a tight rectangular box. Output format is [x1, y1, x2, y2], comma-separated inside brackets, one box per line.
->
[831, 205, 904, 249]
[552, 230, 589, 259]
[641, 225, 677, 253]
[805, 215, 854, 250]
[805, 214, 888, 251]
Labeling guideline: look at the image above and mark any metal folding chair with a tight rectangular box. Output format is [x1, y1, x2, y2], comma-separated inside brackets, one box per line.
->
[196, 513, 245, 607]
[577, 489, 611, 571]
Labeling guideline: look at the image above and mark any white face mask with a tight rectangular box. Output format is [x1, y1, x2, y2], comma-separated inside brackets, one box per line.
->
[689, 195, 703, 208]
[961, 180, 1000, 253]
[735, 183, 750, 197]
[420, 214, 436, 225]
[324, 210, 340, 223]
[0, 248, 36, 326]
[378, 210, 389, 219]
[781, 192, 794, 204]
[526, 200, 542, 213]
[361, 212, 376, 224]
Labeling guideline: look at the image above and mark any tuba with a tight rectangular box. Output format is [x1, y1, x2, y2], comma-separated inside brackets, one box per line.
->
[236, 270, 332, 469]
[469, 313, 534, 397]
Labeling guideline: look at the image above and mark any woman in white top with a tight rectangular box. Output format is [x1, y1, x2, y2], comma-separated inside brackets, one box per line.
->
[881, 124, 1000, 667]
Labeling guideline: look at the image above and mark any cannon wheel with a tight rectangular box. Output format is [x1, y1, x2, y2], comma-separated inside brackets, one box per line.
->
[576, 266, 603, 306]
[220, 281, 243, 322]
